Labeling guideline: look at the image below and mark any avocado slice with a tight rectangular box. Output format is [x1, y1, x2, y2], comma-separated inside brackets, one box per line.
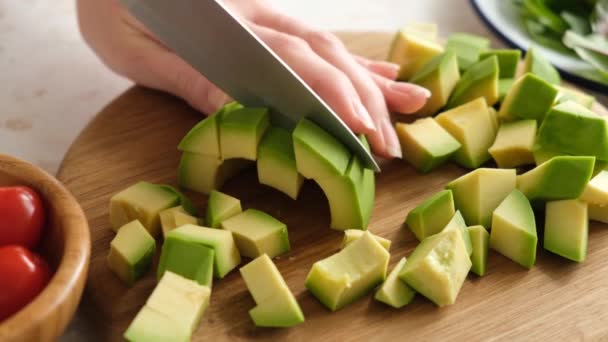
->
[523, 48, 561, 85]
[206, 190, 242, 228]
[399, 229, 471, 307]
[178, 152, 250, 194]
[374, 257, 416, 308]
[498, 78, 515, 103]
[257, 127, 304, 200]
[157, 237, 215, 287]
[489, 120, 538, 168]
[219, 107, 269, 161]
[441, 211, 473, 256]
[445, 33, 491, 71]
[342, 229, 391, 251]
[220, 209, 290, 259]
[436, 98, 497, 168]
[305, 232, 389, 311]
[581, 170, 608, 205]
[406, 190, 455, 241]
[498, 73, 558, 123]
[395, 118, 461, 173]
[544, 199, 588, 262]
[555, 86, 595, 108]
[446, 56, 500, 109]
[517, 156, 595, 201]
[240, 254, 304, 327]
[107, 220, 156, 286]
[467, 225, 489, 276]
[480, 49, 522, 78]
[410, 52, 461, 116]
[159, 206, 199, 238]
[447, 168, 517, 229]
[490, 190, 537, 269]
[387, 29, 444, 81]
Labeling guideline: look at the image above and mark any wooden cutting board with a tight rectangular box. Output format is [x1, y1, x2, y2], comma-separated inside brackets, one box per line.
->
[57, 32, 608, 341]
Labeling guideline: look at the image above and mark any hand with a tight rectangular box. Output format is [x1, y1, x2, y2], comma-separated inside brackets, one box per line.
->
[77, 0, 430, 159]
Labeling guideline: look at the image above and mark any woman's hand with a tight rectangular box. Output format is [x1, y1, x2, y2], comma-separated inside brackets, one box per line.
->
[77, 0, 430, 159]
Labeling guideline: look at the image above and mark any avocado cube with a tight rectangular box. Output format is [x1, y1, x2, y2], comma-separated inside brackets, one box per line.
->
[445, 33, 491, 71]
[374, 257, 416, 308]
[410, 52, 461, 116]
[544, 199, 588, 262]
[589, 203, 608, 223]
[488, 106, 499, 132]
[467, 225, 489, 276]
[206, 190, 242, 228]
[395, 118, 461, 173]
[498, 73, 558, 123]
[490, 190, 537, 269]
[399, 229, 471, 307]
[441, 211, 473, 256]
[436, 98, 497, 168]
[220, 209, 290, 259]
[581, 170, 608, 205]
[537, 101, 608, 161]
[157, 237, 215, 287]
[406, 190, 455, 241]
[532, 146, 562, 166]
[480, 49, 522, 78]
[305, 232, 389, 311]
[498, 78, 515, 103]
[401, 22, 438, 40]
[124, 306, 189, 342]
[107, 220, 156, 286]
[387, 30, 444, 80]
[342, 229, 391, 251]
[178, 152, 250, 194]
[489, 120, 538, 168]
[240, 254, 304, 327]
[159, 206, 199, 238]
[555, 86, 595, 108]
[447, 168, 517, 229]
[257, 127, 304, 200]
[446, 56, 499, 109]
[517, 156, 595, 201]
[219, 107, 269, 160]
[110, 182, 180, 236]
[523, 48, 561, 85]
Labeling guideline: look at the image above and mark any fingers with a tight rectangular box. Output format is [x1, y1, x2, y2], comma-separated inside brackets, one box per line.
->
[354, 56, 400, 80]
[370, 74, 431, 114]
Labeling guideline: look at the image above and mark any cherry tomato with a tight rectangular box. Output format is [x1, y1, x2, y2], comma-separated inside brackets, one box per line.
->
[0, 186, 45, 249]
[0, 245, 50, 321]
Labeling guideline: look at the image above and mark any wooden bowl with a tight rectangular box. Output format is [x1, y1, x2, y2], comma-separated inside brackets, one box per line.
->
[0, 154, 90, 341]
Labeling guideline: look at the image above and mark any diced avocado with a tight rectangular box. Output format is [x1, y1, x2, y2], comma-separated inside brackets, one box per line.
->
[387, 29, 445, 80]
[110, 182, 180, 236]
[532, 146, 562, 165]
[395, 118, 461, 173]
[406, 190, 455, 241]
[441, 211, 473, 256]
[157, 237, 214, 287]
[178, 152, 249, 194]
[445, 33, 491, 71]
[401, 22, 439, 41]
[157, 185, 198, 216]
[490, 190, 537, 269]
[498, 73, 558, 123]
[342, 229, 391, 251]
[159, 206, 198, 238]
[257, 127, 304, 200]
[480, 49, 522, 78]
[436, 98, 497, 168]
[163, 225, 241, 278]
[410, 52, 461, 116]
[240, 254, 304, 327]
[219, 107, 269, 160]
[517, 156, 595, 201]
[374, 258, 416, 308]
[555, 86, 595, 108]
[446, 56, 499, 109]
[523, 48, 561, 85]
[305, 232, 389, 311]
[124, 271, 210, 342]
[206, 190, 242, 228]
[489, 120, 537, 168]
[544, 199, 588, 262]
[107, 220, 156, 286]
[220, 209, 290, 259]
[399, 229, 471, 307]
[447, 168, 517, 229]
[467, 225, 489, 276]
[488, 106, 499, 132]
[537, 101, 608, 161]
[581, 170, 608, 205]
[589, 203, 608, 223]
[498, 78, 515, 103]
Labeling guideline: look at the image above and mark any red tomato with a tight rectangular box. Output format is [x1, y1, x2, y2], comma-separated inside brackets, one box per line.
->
[0, 245, 50, 321]
[0, 186, 45, 248]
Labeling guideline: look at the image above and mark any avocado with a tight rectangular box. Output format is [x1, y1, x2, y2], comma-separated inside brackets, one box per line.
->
[399, 229, 471, 307]
[555, 86, 595, 108]
[220, 209, 290, 259]
[157, 236, 215, 287]
[219, 107, 269, 161]
[206, 190, 242, 228]
[257, 127, 304, 200]
[124, 306, 189, 342]
[488, 120, 538, 168]
[488, 106, 499, 132]
[436, 98, 497, 168]
[387, 29, 444, 80]
[395, 118, 461, 173]
[498, 73, 558, 123]
[445, 33, 491, 71]
[410, 52, 461, 116]
[581, 170, 608, 205]
[374, 257, 416, 308]
[305, 232, 389, 311]
[401, 22, 439, 40]
[441, 211, 473, 256]
[446, 56, 500, 109]
[537, 101, 608, 161]
[178, 152, 249, 194]
[107, 220, 156, 286]
[406, 190, 455, 241]
[110, 182, 181, 236]
[589, 203, 608, 223]
[162, 224, 241, 279]
[342, 229, 391, 251]
[240, 254, 305, 327]
[517, 156, 595, 201]
[467, 225, 489, 276]
[159, 206, 199, 237]
[544, 199, 588, 262]
[532, 146, 563, 165]
[480, 49, 522, 78]
[523, 48, 561, 85]
[498, 78, 515, 103]
[490, 190, 537, 269]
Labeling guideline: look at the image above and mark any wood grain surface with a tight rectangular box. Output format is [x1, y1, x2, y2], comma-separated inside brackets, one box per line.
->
[57, 32, 608, 341]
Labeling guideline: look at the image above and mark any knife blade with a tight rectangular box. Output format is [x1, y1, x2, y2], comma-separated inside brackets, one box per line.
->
[120, 0, 380, 172]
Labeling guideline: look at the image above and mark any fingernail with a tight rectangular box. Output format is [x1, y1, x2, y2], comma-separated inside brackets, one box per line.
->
[352, 99, 376, 131]
[208, 88, 231, 111]
[390, 82, 432, 99]
[381, 118, 402, 159]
